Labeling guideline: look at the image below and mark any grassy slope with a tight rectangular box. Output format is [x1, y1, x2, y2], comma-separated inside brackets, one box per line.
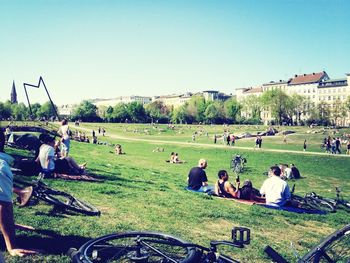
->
[3, 123, 350, 262]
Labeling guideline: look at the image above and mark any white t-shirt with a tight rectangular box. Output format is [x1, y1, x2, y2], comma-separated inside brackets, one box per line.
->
[38, 144, 55, 170]
[260, 176, 291, 207]
[59, 124, 70, 140]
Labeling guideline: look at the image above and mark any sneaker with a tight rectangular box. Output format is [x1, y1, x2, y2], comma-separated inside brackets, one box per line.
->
[18, 186, 33, 207]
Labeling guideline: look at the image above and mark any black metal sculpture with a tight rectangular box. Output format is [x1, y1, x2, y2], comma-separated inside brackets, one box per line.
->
[23, 76, 60, 121]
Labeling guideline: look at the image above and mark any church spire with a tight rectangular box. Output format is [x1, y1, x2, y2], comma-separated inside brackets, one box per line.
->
[11, 80, 18, 104]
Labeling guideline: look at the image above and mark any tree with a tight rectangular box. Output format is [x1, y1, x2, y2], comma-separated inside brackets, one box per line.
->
[187, 95, 206, 123]
[11, 103, 29, 121]
[240, 95, 262, 124]
[112, 103, 129, 122]
[72, 101, 99, 121]
[171, 105, 191, 124]
[332, 99, 347, 126]
[261, 90, 289, 125]
[145, 101, 170, 123]
[126, 102, 147, 123]
[285, 94, 305, 125]
[37, 101, 58, 120]
[0, 101, 12, 120]
[224, 98, 241, 123]
[204, 101, 225, 124]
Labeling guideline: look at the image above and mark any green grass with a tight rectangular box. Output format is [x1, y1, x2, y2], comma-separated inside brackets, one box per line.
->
[2, 123, 350, 262]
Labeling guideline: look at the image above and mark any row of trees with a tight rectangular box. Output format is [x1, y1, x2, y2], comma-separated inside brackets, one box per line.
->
[1, 90, 350, 125]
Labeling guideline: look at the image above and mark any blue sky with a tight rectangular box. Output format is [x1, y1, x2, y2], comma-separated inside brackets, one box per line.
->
[0, 0, 349, 105]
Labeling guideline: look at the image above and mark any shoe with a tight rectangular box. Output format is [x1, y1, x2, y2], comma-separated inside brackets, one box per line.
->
[18, 186, 33, 207]
[80, 162, 87, 168]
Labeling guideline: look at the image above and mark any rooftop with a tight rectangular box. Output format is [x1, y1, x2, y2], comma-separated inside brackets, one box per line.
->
[289, 71, 326, 85]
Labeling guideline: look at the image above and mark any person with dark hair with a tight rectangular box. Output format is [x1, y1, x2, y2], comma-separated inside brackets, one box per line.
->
[36, 135, 86, 177]
[0, 129, 5, 152]
[260, 166, 291, 207]
[290, 163, 301, 179]
[214, 170, 240, 198]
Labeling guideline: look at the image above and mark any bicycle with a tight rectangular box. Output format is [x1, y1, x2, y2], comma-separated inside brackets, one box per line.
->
[230, 155, 247, 175]
[13, 175, 100, 216]
[69, 226, 251, 262]
[265, 224, 350, 263]
[289, 185, 335, 214]
[306, 187, 350, 213]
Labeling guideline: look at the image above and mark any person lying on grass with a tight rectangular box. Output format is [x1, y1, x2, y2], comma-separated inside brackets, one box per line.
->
[36, 134, 87, 177]
[214, 170, 264, 201]
[0, 152, 39, 257]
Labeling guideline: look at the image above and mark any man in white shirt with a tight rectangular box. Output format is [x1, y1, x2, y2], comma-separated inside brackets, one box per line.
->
[260, 166, 291, 207]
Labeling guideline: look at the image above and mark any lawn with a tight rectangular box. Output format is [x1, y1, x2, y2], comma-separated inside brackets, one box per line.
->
[2, 122, 350, 262]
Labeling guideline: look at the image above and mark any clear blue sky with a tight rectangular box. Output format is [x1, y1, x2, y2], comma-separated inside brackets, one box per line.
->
[0, 0, 349, 105]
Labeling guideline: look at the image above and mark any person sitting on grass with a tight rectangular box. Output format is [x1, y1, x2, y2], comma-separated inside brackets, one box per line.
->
[36, 134, 87, 177]
[187, 159, 214, 193]
[0, 152, 39, 257]
[173, 153, 186, 164]
[115, 144, 125, 155]
[214, 170, 240, 198]
[214, 170, 264, 201]
[260, 166, 291, 207]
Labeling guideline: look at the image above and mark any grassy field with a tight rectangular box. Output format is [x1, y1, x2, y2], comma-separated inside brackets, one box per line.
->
[2, 123, 350, 262]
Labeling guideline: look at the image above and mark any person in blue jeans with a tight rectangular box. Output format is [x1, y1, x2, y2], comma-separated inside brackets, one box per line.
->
[187, 159, 214, 193]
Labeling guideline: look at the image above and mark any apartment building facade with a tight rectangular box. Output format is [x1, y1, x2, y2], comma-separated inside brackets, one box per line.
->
[236, 71, 350, 125]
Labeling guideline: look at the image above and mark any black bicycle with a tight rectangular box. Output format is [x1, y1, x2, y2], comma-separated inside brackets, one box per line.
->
[309, 187, 350, 212]
[14, 176, 100, 216]
[265, 224, 350, 263]
[289, 185, 335, 214]
[230, 155, 247, 175]
[69, 227, 251, 262]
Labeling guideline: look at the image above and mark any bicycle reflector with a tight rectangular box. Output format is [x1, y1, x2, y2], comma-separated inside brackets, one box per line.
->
[232, 227, 250, 245]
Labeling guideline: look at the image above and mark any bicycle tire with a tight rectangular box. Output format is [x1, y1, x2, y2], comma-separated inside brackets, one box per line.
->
[338, 200, 350, 212]
[71, 231, 200, 263]
[37, 188, 100, 216]
[304, 195, 336, 213]
[300, 224, 350, 263]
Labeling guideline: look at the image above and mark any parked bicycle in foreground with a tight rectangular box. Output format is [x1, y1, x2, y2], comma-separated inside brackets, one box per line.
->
[69, 227, 251, 262]
[265, 224, 350, 263]
[13, 173, 100, 216]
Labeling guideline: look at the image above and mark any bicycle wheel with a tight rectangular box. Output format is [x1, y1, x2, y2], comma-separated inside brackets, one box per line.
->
[71, 231, 200, 263]
[338, 200, 350, 212]
[37, 188, 100, 216]
[301, 224, 350, 263]
[304, 195, 336, 213]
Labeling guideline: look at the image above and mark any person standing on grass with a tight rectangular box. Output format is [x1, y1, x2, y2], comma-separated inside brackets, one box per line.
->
[260, 166, 291, 207]
[0, 129, 5, 153]
[303, 140, 307, 151]
[58, 119, 71, 157]
[335, 137, 341, 154]
[187, 159, 213, 193]
[346, 140, 350, 154]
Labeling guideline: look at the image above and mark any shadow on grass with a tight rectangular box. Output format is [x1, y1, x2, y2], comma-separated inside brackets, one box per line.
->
[4, 229, 91, 255]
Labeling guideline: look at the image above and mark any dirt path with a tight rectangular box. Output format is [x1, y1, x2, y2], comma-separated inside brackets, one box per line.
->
[76, 126, 350, 158]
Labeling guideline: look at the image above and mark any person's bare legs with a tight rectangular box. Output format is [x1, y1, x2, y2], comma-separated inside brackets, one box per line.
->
[65, 157, 86, 174]
[0, 201, 38, 257]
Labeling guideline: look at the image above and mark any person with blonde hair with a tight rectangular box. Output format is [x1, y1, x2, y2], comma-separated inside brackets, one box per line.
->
[187, 159, 214, 193]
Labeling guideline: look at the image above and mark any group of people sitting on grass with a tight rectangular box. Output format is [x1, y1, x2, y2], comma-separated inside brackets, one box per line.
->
[187, 159, 294, 207]
[167, 152, 186, 164]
